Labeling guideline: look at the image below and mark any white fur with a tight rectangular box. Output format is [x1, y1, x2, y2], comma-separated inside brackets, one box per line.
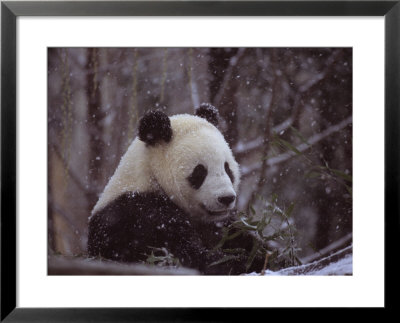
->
[92, 114, 240, 221]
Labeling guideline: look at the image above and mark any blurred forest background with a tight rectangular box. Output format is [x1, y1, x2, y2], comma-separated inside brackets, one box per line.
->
[48, 47, 352, 269]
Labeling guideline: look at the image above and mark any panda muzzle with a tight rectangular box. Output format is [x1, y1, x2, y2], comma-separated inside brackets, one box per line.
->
[200, 203, 229, 216]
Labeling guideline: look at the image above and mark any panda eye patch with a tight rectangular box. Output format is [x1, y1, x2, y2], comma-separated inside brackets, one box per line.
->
[188, 164, 207, 189]
[225, 162, 235, 184]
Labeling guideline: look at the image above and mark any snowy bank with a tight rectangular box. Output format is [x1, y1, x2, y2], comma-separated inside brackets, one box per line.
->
[247, 245, 352, 276]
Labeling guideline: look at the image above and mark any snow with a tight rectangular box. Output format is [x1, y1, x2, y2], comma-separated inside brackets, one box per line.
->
[306, 254, 352, 275]
[247, 246, 352, 276]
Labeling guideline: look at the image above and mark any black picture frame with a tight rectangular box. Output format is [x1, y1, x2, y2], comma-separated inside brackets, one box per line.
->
[1, 1, 398, 321]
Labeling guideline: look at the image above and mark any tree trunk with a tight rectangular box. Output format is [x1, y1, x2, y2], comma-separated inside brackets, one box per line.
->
[86, 48, 104, 206]
[208, 48, 240, 147]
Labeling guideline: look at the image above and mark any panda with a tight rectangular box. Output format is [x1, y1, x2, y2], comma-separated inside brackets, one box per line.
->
[88, 103, 264, 275]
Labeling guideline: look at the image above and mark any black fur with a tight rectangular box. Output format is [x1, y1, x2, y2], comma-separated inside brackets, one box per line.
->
[88, 192, 265, 275]
[138, 110, 172, 146]
[187, 164, 207, 190]
[224, 162, 235, 184]
[195, 103, 219, 126]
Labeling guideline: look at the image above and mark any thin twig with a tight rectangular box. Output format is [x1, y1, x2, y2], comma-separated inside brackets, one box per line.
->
[234, 49, 345, 158]
[260, 252, 270, 276]
[241, 116, 352, 178]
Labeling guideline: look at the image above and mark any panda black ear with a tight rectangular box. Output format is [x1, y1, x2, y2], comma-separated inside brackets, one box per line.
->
[195, 103, 219, 126]
[138, 110, 172, 146]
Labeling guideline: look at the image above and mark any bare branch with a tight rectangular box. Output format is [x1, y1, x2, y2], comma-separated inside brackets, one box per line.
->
[234, 137, 263, 155]
[235, 50, 345, 159]
[300, 233, 352, 264]
[299, 49, 343, 93]
[234, 115, 295, 157]
[268, 116, 352, 166]
[272, 115, 296, 135]
[265, 244, 352, 275]
[241, 116, 352, 177]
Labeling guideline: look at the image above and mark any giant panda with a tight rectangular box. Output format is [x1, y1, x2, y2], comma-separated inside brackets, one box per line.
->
[88, 104, 264, 275]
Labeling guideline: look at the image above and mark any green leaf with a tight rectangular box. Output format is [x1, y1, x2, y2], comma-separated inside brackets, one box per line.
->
[146, 251, 156, 265]
[246, 240, 260, 271]
[265, 204, 274, 212]
[239, 217, 258, 230]
[294, 256, 302, 266]
[305, 171, 321, 179]
[285, 203, 295, 218]
[257, 195, 265, 202]
[256, 214, 267, 232]
[345, 185, 353, 196]
[330, 169, 353, 182]
[290, 126, 310, 146]
[238, 211, 247, 217]
[270, 137, 282, 150]
[226, 230, 244, 241]
[250, 205, 256, 215]
[263, 231, 282, 241]
[209, 255, 239, 267]
[277, 138, 302, 155]
[222, 248, 247, 254]
[214, 228, 231, 249]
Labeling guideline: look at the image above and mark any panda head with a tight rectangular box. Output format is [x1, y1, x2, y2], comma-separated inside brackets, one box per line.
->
[138, 104, 240, 222]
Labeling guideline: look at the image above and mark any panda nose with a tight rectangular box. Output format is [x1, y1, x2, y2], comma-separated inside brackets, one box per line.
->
[218, 195, 236, 207]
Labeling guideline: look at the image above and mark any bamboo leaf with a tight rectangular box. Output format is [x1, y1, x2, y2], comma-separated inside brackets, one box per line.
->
[239, 217, 258, 230]
[226, 230, 244, 241]
[263, 231, 282, 241]
[209, 255, 239, 267]
[286, 203, 295, 218]
[246, 240, 260, 271]
[331, 168, 353, 182]
[305, 170, 321, 179]
[222, 248, 247, 254]
[345, 185, 353, 196]
[214, 227, 230, 249]
[294, 256, 302, 266]
[277, 138, 302, 155]
[290, 126, 310, 146]
[256, 215, 267, 232]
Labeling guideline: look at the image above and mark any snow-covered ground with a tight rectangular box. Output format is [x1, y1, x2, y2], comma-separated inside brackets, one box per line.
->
[49, 245, 352, 276]
[247, 245, 352, 276]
